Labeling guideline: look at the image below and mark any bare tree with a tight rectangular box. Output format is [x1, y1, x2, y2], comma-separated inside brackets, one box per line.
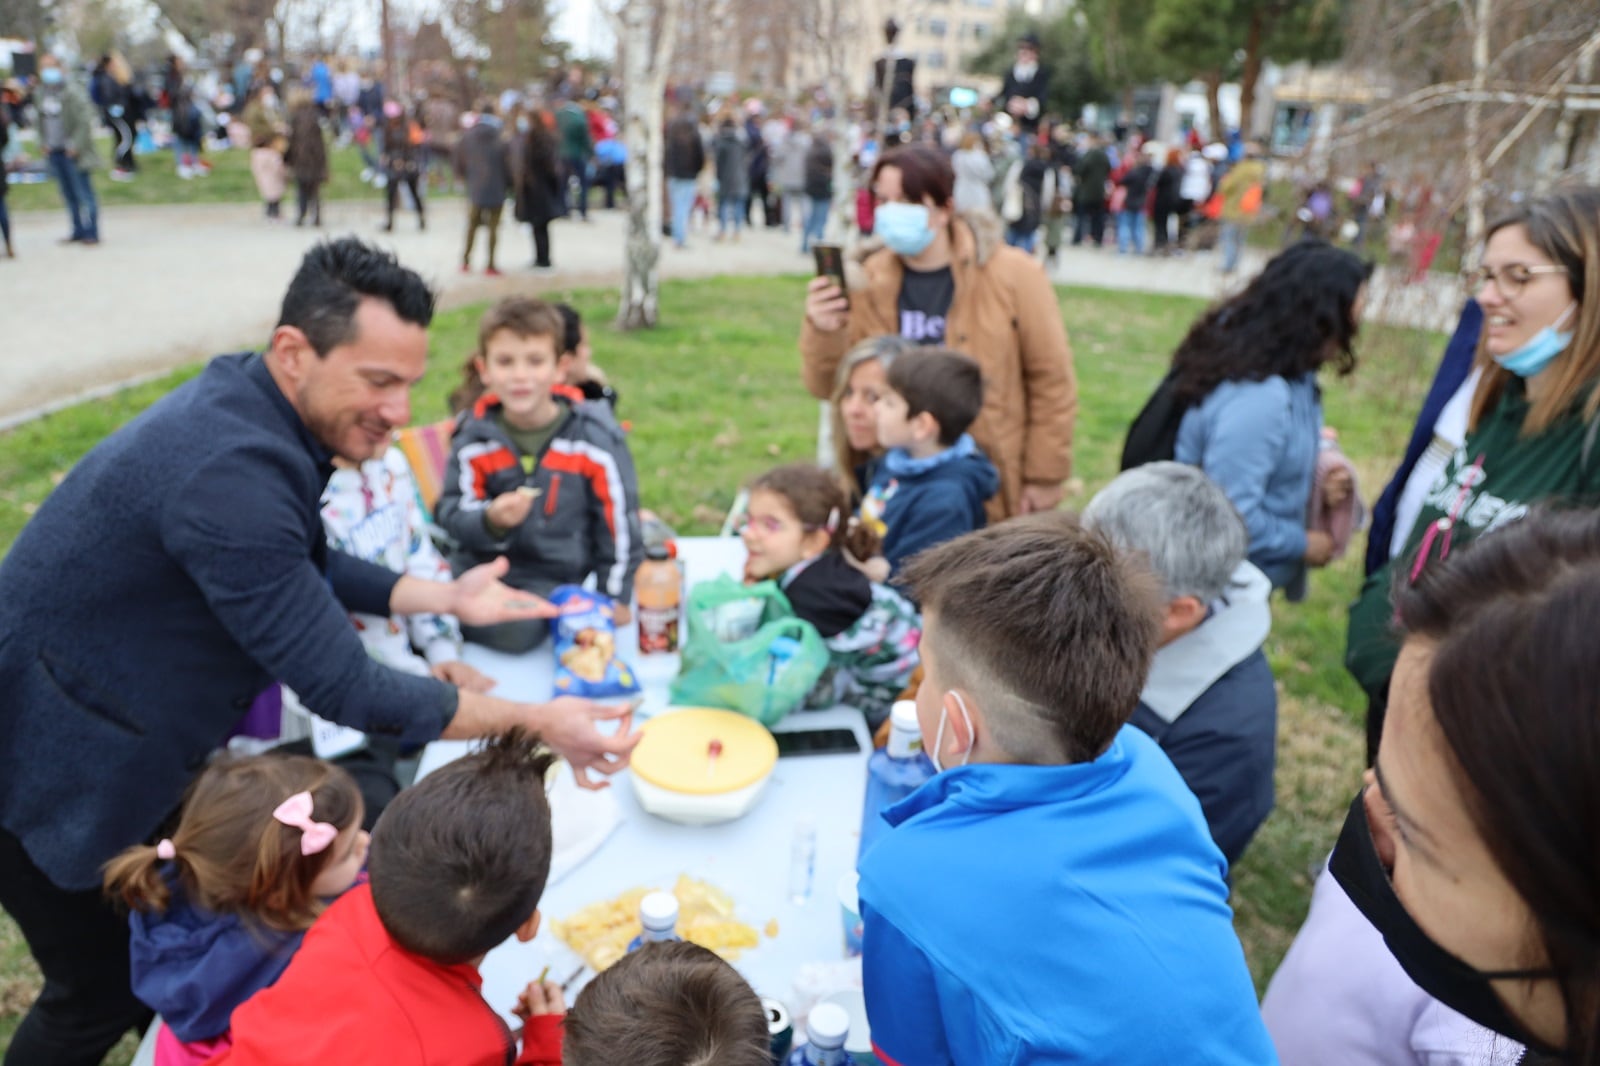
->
[1330, 0, 1598, 262]
[606, 0, 681, 330]
[146, 0, 277, 53]
[2, 0, 58, 43]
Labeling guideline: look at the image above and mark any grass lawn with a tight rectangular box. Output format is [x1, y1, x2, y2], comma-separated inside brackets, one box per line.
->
[4, 139, 446, 213]
[0, 274, 1447, 1063]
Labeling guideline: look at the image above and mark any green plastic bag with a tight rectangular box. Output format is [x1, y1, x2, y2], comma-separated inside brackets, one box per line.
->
[669, 575, 830, 726]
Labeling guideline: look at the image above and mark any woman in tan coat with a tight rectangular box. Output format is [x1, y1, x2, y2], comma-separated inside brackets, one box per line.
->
[800, 143, 1077, 520]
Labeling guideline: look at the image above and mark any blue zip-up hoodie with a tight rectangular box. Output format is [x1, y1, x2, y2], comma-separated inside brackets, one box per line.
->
[1176, 372, 1321, 596]
[861, 434, 1000, 576]
[859, 725, 1278, 1066]
[128, 874, 304, 1043]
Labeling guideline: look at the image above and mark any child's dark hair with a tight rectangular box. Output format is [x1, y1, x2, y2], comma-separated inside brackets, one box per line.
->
[899, 513, 1163, 764]
[556, 303, 583, 357]
[367, 728, 554, 965]
[750, 463, 881, 564]
[562, 940, 770, 1066]
[885, 348, 985, 446]
[102, 753, 362, 932]
[448, 297, 569, 413]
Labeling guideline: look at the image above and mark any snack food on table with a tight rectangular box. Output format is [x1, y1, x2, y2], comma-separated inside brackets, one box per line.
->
[549, 585, 641, 699]
[552, 875, 765, 971]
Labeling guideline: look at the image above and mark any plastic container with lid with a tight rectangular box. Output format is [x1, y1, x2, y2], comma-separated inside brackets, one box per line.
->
[858, 700, 936, 861]
[786, 1002, 851, 1065]
[627, 891, 682, 952]
[628, 708, 779, 825]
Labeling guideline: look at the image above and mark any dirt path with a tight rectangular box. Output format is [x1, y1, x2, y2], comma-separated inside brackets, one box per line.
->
[0, 198, 1459, 429]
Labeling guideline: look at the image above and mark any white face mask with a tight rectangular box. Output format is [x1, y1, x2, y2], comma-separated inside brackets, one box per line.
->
[929, 691, 974, 772]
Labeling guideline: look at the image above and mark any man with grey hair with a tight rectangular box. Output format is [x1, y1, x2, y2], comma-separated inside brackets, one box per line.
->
[1083, 461, 1277, 866]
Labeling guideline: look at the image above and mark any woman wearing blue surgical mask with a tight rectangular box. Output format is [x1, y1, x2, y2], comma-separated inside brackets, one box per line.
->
[799, 142, 1077, 521]
[1348, 186, 1600, 758]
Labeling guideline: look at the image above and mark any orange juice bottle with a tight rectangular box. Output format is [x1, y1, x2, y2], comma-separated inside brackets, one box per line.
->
[636, 542, 682, 654]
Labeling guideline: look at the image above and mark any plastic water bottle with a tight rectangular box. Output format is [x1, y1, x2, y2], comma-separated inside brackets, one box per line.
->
[858, 700, 936, 862]
[785, 1002, 850, 1066]
[762, 635, 801, 720]
[626, 891, 681, 952]
[788, 816, 816, 905]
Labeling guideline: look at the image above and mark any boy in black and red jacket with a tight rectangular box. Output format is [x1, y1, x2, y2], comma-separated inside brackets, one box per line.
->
[436, 297, 642, 653]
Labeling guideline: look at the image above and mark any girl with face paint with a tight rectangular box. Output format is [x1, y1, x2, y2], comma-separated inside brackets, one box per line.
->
[1347, 186, 1600, 757]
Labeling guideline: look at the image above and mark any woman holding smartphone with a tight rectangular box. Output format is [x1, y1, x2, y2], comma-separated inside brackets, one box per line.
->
[799, 143, 1077, 521]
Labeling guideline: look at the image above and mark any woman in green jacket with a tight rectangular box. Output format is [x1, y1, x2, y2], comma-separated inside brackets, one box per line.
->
[1348, 186, 1600, 760]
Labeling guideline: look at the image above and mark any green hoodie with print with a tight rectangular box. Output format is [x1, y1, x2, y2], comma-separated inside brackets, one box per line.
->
[1346, 375, 1600, 700]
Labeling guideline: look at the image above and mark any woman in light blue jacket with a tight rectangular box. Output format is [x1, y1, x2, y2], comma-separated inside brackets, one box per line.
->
[1172, 240, 1371, 597]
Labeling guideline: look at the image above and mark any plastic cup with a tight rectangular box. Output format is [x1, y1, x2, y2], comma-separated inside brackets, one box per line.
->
[838, 871, 863, 957]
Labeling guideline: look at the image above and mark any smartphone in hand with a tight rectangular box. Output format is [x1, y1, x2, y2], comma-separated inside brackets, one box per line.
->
[813, 243, 849, 309]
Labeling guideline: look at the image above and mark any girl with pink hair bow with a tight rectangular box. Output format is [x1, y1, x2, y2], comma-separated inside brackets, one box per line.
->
[102, 753, 369, 1066]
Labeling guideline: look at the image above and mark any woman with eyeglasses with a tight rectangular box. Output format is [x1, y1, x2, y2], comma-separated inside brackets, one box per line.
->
[1347, 186, 1600, 760]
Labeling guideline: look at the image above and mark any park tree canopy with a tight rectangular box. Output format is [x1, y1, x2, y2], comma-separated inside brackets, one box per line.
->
[978, 0, 1344, 136]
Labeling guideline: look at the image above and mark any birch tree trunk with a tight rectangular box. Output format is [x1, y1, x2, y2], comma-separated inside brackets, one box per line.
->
[1462, 0, 1490, 260]
[1540, 47, 1595, 192]
[830, 69, 854, 241]
[616, 0, 679, 331]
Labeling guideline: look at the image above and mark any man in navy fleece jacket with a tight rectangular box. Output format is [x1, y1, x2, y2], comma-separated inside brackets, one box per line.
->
[0, 239, 640, 1066]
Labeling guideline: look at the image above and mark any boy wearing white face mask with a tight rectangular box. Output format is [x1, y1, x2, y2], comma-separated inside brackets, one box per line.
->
[858, 513, 1277, 1066]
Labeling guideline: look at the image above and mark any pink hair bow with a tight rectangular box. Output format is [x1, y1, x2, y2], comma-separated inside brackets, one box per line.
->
[272, 791, 339, 857]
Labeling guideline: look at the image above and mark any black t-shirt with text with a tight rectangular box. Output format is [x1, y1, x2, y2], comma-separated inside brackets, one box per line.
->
[898, 266, 954, 345]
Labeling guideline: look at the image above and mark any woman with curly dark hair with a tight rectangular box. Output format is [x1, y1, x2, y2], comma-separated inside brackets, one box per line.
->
[1171, 239, 1372, 596]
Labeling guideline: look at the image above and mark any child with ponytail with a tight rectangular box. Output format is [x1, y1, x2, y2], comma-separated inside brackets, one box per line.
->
[102, 754, 368, 1066]
[740, 462, 921, 726]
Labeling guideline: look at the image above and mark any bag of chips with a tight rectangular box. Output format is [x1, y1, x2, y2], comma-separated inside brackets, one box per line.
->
[549, 586, 642, 700]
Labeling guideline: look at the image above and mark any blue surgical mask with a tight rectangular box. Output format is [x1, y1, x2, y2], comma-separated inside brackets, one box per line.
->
[1493, 303, 1577, 378]
[876, 202, 937, 258]
[40, 68, 64, 86]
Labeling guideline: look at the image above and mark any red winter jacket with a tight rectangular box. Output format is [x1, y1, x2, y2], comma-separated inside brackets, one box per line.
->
[206, 884, 562, 1066]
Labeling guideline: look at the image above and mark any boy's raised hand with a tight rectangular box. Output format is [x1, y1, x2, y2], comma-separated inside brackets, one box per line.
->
[513, 978, 567, 1020]
[487, 490, 536, 531]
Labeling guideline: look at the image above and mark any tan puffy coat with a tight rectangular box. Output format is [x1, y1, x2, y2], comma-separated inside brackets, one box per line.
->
[799, 212, 1077, 520]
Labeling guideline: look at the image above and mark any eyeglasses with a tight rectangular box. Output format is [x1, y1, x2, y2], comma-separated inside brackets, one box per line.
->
[1462, 263, 1567, 300]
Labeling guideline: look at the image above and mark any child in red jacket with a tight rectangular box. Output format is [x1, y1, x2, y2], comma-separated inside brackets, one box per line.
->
[208, 729, 562, 1066]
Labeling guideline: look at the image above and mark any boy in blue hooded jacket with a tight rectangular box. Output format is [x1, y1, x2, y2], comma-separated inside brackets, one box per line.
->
[860, 514, 1278, 1066]
[860, 348, 999, 576]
